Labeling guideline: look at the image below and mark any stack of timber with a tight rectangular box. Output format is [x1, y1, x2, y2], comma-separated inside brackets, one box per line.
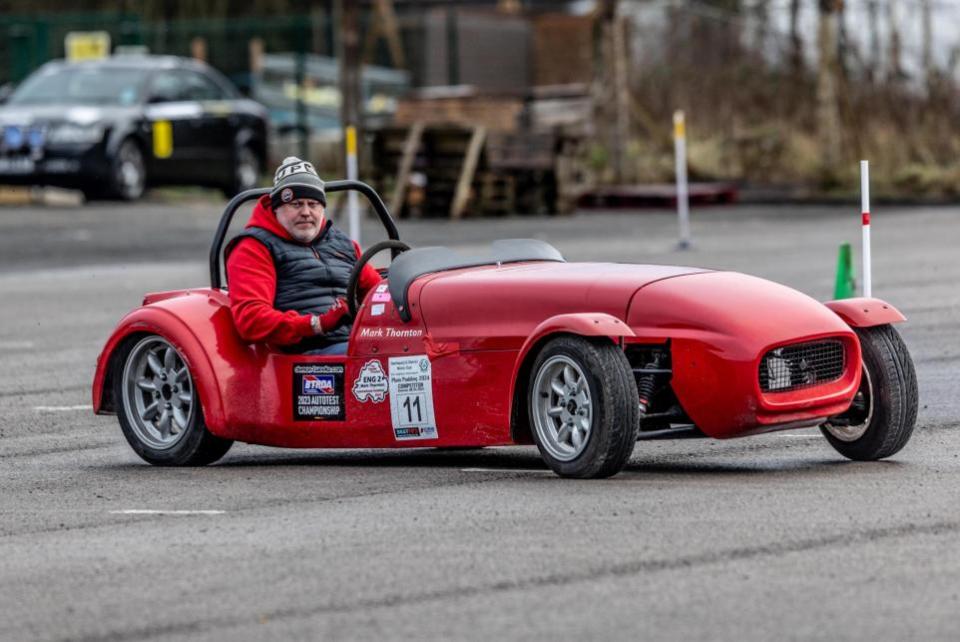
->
[393, 86, 524, 133]
[370, 124, 486, 219]
[370, 85, 591, 218]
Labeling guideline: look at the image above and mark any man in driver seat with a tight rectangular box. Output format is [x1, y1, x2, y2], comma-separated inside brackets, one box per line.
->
[225, 156, 382, 355]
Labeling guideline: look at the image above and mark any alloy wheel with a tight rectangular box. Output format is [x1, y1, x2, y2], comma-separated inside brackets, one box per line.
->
[532, 355, 594, 461]
[121, 336, 195, 450]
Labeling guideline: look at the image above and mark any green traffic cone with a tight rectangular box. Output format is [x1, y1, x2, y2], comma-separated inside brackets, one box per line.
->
[833, 242, 857, 299]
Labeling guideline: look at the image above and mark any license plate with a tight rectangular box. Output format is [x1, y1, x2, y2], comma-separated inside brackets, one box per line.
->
[0, 157, 36, 174]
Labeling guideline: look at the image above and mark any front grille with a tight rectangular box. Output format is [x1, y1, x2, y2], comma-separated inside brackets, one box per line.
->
[759, 339, 845, 392]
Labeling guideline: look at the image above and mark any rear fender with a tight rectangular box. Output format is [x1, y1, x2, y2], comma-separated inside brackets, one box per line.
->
[824, 297, 906, 328]
[92, 303, 228, 436]
[508, 313, 634, 443]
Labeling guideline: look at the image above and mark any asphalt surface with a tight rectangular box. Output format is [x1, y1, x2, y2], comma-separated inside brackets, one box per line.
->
[1, 197, 958, 641]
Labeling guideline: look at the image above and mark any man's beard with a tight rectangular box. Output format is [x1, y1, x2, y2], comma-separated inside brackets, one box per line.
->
[289, 223, 318, 243]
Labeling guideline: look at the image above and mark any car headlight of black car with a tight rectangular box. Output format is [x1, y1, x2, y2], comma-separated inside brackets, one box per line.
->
[46, 123, 105, 145]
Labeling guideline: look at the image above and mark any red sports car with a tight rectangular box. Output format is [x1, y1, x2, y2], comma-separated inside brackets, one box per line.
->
[92, 182, 918, 478]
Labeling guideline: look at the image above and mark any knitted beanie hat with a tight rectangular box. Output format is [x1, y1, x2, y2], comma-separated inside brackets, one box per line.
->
[270, 156, 327, 210]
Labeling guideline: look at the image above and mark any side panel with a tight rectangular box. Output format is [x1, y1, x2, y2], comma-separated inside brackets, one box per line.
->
[96, 286, 517, 448]
[824, 297, 907, 327]
[345, 282, 515, 447]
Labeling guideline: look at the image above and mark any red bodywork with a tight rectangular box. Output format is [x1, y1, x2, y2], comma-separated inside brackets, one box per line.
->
[93, 262, 904, 447]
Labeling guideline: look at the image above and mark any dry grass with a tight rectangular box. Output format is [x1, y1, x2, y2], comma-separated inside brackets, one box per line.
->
[616, 14, 960, 200]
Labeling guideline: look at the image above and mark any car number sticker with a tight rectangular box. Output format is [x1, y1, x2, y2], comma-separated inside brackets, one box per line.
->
[293, 363, 345, 421]
[388, 355, 438, 440]
[353, 359, 388, 403]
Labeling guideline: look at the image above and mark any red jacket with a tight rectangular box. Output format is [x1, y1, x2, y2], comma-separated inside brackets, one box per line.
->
[226, 195, 382, 346]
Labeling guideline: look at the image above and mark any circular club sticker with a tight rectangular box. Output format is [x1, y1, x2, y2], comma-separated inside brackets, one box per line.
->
[281, 187, 293, 203]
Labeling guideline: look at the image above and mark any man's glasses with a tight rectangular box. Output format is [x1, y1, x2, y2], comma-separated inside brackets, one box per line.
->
[287, 199, 323, 211]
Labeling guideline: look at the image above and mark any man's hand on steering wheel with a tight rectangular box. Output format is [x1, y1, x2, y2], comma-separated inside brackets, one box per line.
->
[312, 297, 351, 335]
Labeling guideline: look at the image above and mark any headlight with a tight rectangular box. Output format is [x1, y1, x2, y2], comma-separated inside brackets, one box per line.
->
[47, 123, 105, 145]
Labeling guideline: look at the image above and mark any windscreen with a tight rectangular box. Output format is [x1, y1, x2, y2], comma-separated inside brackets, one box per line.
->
[8, 66, 146, 106]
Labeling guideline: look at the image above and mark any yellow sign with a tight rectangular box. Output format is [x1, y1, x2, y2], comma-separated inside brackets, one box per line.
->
[65, 31, 111, 62]
[152, 121, 173, 159]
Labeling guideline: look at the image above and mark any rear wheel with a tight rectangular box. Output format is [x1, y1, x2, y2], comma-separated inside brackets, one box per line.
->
[222, 144, 260, 197]
[115, 335, 232, 466]
[528, 336, 638, 478]
[821, 325, 918, 460]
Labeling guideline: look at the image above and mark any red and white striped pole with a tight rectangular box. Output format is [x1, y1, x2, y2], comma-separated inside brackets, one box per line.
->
[860, 160, 872, 298]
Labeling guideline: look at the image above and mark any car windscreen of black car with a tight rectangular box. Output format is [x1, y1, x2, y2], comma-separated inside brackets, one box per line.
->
[8, 66, 147, 106]
[149, 70, 230, 102]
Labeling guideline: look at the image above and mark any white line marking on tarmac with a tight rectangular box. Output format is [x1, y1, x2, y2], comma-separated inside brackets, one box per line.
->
[34, 405, 93, 412]
[109, 510, 226, 516]
[461, 468, 554, 474]
[0, 340, 34, 349]
[776, 434, 822, 438]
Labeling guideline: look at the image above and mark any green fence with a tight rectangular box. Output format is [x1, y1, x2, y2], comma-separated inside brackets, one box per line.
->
[0, 13, 333, 92]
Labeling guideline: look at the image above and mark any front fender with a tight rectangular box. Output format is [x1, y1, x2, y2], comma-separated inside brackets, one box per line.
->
[519, 312, 634, 363]
[824, 297, 906, 328]
[509, 313, 634, 423]
[92, 292, 235, 437]
[105, 122, 146, 157]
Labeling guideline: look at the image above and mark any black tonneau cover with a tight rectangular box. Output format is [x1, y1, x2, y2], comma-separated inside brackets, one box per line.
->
[388, 239, 565, 322]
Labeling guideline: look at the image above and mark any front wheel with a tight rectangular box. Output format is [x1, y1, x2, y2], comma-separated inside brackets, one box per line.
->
[114, 335, 233, 466]
[821, 325, 918, 460]
[528, 336, 639, 478]
[108, 139, 147, 201]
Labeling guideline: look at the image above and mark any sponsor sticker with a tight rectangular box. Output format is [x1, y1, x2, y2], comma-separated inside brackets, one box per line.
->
[293, 363, 345, 421]
[371, 303, 385, 317]
[388, 355, 438, 440]
[375, 284, 389, 293]
[372, 292, 391, 303]
[352, 360, 389, 403]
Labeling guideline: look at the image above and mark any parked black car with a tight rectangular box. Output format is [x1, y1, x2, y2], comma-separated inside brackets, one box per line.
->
[0, 55, 268, 200]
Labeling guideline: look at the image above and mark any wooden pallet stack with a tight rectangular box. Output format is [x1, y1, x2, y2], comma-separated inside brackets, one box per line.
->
[370, 124, 487, 219]
[369, 86, 590, 218]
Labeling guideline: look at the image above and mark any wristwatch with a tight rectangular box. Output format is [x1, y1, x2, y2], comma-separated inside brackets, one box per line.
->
[310, 314, 322, 334]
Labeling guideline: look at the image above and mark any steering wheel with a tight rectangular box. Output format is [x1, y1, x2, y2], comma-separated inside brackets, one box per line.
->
[346, 240, 411, 318]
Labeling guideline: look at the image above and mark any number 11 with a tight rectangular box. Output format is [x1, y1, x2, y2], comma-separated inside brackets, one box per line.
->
[403, 396, 422, 423]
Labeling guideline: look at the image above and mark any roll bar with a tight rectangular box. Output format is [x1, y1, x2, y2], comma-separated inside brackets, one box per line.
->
[209, 180, 401, 289]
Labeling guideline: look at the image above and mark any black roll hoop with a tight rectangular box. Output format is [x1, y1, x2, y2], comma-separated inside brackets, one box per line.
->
[208, 180, 401, 290]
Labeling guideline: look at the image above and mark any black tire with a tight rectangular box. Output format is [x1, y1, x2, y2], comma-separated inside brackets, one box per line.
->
[821, 325, 918, 460]
[114, 335, 233, 466]
[222, 144, 261, 198]
[527, 336, 639, 478]
[108, 138, 147, 201]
